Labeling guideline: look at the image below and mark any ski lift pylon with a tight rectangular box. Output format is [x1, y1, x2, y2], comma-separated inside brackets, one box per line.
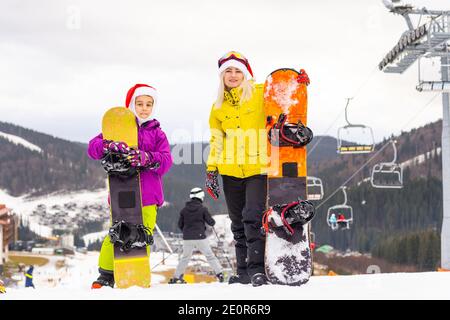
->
[326, 186, 353, 231]
[371, 140, 404, 189]
[337, 98, 375, 154]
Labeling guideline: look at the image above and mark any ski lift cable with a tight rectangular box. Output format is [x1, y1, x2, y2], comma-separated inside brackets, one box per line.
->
[151, 251, 176, 270]
[212, 227, 234, 269]
[351, 65, 380, 100]
[150, 227, 234, 271]
[316, 93, 440, 210]
[307, 108, 345, 157]
[316, 141, 392, 210]
[307, 65, 380, 158]
[154, 223, 173, 254]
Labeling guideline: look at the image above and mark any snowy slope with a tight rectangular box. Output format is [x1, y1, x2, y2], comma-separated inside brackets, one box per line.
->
[0, 130, 42, 153]
[400, 147, 442, 168]
[2, 251, 450, 300]
[356, 146, 442, 186]
[82, 231, 109, 246]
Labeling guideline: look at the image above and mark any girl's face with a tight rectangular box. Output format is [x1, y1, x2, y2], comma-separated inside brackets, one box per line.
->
[135, 95, 154, 119]
[223, 67, 244, 89]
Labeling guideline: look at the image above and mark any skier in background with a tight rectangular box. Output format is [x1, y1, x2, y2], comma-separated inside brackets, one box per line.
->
[25, 265, 35, 288]
[205, 50, 310, 286]
[87, 84, 173, 288]
[168, 187, 224, 284]
[0, 279, 6, 293]
[337, 213, 348, 229]
[329, 213, 338, 230]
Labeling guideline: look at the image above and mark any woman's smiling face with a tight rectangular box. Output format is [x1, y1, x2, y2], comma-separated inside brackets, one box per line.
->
[223, 67, 244, 89]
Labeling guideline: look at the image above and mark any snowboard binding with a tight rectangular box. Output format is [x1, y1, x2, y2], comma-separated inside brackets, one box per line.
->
[101, 152, 137, 177]
[262, 199, 315, 236]
[109, 220, 154, 253]
[268, 113, 313, 148]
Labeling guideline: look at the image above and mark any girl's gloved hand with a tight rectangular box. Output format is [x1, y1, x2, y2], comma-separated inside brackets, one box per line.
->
[128, 149, 157, 168]
[103, 140, 130, 155]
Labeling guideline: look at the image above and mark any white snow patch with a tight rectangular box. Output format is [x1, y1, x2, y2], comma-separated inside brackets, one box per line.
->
[271, 78, 299, 114]
[0, 131, 42, 153]
[2, 251, 450, 300]
[265, 223, 311, 284]
[263, 75, 273, 98]
[83, 231, 109, 246]
[400, 147, 441, 168]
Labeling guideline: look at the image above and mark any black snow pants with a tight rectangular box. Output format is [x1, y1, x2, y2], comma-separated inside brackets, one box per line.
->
[221, 174, 267, 277]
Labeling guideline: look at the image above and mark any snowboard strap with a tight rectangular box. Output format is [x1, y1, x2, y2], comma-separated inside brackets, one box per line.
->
[262, 204, 296, 236]
[262, 200, 315, 236]
[268, 113, 312, 147]
[101, 152, 137, 177]
[109, 220, 154, 252]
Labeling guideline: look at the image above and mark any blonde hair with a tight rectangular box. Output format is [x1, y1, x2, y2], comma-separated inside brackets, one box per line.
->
[215, 71, 255, 108]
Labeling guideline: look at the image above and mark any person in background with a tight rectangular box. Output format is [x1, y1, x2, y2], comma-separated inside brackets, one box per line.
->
[0, 279, 6, 293]
[25, 265, 35, 288]
[168, 187, 224, 284]
[329, 213, 338, 230]
[337, 213, 348, 229]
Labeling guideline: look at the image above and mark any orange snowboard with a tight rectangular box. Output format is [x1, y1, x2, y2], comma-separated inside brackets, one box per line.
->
[264, 68, 308, 179]
[263, 68, 313, 286]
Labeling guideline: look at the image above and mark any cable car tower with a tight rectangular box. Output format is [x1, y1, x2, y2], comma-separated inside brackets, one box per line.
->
[379, 0, 450, 269]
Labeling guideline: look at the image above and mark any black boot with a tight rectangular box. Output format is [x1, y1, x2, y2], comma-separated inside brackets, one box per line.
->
[168, 274, 187, 284]
[251, 273, 269, 287]
[228, 273, 251, 284]
[216, 273, 224, 283]
[92, 270, 115, 289]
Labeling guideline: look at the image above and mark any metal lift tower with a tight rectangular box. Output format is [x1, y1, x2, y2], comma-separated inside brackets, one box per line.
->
[379, 0, 450, 269]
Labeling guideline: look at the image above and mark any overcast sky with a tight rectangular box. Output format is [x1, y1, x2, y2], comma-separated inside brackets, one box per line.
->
[1, 0, 449, 145]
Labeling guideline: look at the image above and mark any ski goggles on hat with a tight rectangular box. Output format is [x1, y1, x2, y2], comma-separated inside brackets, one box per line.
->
[218, 51, 250, 69]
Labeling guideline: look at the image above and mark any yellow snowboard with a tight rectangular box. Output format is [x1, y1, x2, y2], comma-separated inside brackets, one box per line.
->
[102, 106, 151, 288]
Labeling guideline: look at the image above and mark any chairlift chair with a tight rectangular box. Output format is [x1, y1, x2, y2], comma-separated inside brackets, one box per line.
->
[371, 140, 403, 188]
[307, 176, 324, 201]
[337, 98, 375, 154]
[326, 186, 354, 231]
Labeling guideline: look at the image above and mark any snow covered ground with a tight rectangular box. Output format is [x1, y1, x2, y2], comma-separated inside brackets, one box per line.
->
[2, 251, 450, 300]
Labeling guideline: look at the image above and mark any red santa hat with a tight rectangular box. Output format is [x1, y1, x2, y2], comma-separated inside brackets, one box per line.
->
[125, 84, 158, 114]
[218, 51, 254, 79]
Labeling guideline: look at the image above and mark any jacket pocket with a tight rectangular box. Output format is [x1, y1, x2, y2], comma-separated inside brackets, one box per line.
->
[221, 115, 237, 131]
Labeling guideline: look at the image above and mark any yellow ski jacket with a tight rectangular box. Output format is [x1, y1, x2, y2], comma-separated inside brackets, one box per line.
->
[207, 84, 268, 178]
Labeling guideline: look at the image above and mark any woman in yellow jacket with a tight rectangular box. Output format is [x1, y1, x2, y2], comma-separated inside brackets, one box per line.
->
[205, 51, 269, 286]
